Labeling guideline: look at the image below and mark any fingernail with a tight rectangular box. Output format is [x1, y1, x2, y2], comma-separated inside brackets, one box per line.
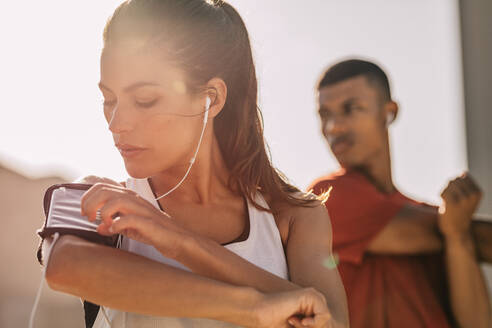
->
[108, 226, 114, 233]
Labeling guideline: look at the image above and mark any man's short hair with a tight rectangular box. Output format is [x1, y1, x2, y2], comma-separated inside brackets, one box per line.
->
[318, 59, 392, 102]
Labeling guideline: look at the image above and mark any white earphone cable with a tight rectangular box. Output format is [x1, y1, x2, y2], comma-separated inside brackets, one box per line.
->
[155, 98, 210, 201]
[29, 232, 61, 328]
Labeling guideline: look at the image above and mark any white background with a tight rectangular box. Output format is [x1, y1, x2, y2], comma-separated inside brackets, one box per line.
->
[0, 0, 467, 205]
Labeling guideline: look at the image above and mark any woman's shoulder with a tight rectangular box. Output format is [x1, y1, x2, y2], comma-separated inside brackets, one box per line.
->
[265, 191, 328, 244]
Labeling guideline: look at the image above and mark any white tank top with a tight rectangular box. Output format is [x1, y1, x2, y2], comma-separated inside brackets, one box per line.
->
[93, 177, 289, 328]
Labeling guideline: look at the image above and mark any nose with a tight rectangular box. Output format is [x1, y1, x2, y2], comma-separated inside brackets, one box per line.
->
[323, 116, 348, 137]
[107, 103, 135, 134]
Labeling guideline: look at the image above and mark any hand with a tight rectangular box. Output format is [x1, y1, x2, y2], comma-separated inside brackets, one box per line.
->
[80, 182, 193, 259]
[438, 173, 482, 239]
[76, 175, 123, 187]
[253, 288, 335, 328]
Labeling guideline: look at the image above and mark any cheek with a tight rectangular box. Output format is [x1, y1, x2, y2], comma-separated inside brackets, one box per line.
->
[141, 116, 200, 159]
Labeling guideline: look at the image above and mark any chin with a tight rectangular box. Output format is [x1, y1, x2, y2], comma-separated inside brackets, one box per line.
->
[123, 162, 152, 180]
[336, 156, 362, 170]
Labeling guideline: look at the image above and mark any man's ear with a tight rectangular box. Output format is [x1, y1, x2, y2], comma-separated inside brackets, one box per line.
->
[204, 78, 227, 119]
[384, 100, 399, 125]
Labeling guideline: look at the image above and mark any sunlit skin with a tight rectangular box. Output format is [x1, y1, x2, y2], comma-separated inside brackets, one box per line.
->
[43, 40, 349, 327]
[97, 41, 252, 245]
[316, 75, 491, 328]
[317, 75, 398, 193]
[100, 41, 217, 185]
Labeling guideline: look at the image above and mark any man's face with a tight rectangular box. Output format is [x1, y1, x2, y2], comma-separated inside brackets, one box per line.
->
[317, 75, 388, 168]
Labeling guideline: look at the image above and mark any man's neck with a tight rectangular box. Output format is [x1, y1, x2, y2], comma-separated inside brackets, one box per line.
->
[350, 144, 395, 194]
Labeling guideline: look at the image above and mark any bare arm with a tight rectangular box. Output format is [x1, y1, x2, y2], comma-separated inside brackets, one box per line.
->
[367, 203, 443, 254]
[44, 235, 260, 323]
[470, 219, 492, 262]
[43, 235, 332, 328]
[177, 236, 301, 293]
[285, 203, 349, 327]
[438, 175, 491, 328]
[367, 203, 492, 261]
[78, 176, 300, 293]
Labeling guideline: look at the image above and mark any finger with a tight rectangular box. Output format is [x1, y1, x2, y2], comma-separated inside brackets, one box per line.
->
[109, 214, 158, 238]
[301, 316, 315, 326]
[81, 184, 127, 219]
[463, 174, 482, 195]
[96, 222, 114, 236]
[454, 178, 470, 198]
[98, 195, 147, 226]
[442, 184, 460, 203]
[288, 316, 305, 328]
[441, 179, 457, 199]
[312, 312, 332, 327]
[76, 175, 123, 186]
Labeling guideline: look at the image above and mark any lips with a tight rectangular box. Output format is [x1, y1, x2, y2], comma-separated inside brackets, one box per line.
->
[329, 136, 353, 155]
[116, 143, 147, 158]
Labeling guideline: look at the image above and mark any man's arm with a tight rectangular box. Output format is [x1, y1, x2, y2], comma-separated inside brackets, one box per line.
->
[438, 175, 491, 328]
[367, 203, 492, 262]
[470, 219, 492, 262]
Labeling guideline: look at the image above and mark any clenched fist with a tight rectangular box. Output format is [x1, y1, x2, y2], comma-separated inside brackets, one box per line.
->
[438, 173, 482, 240]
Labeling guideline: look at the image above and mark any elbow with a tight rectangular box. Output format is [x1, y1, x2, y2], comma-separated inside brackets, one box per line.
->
[45, 235, 86, 291]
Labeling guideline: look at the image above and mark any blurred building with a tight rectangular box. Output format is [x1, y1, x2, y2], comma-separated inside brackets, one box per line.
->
[0, 163, 84, 327]
[460, 0, 492, 289]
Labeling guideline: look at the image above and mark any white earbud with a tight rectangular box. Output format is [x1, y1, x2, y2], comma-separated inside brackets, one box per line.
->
[203, 96, 211, 124]
[386, 112, 394, 127]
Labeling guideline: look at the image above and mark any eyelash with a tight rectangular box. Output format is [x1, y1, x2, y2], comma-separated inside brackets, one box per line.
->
[102, 99, 158, 109]
[135, 99, 158, 108]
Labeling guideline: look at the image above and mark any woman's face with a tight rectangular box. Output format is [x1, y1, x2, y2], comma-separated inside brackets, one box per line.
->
[99, 42, 206, 179]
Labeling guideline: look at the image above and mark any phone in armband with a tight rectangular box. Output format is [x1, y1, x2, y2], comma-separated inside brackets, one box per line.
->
[37, 183, 116, 247]
[33, 183, 116, 328]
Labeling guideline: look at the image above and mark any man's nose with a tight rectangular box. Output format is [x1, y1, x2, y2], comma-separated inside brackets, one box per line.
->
[324, 116, 348, 137]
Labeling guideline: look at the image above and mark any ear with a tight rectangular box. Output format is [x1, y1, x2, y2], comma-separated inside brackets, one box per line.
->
[384, 100, 399, 125]
[204, 77, 227, 119]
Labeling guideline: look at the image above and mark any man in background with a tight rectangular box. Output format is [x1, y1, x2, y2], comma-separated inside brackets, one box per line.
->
[309, 59, 491, 328]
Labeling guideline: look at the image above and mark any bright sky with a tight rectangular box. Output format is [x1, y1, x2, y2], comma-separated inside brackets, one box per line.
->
[0, 0, 466, 205]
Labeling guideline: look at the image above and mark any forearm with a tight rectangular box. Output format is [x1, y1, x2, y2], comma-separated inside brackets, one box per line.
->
[444, 233, 491, 328]
[290, 258, 349, 327]
[177, 236, 300, 293]
[472, 220, 492, 263]
[46, 235, 261, 325]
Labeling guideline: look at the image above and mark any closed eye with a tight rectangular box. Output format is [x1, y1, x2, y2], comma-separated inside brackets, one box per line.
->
[135, 99, 159, 109]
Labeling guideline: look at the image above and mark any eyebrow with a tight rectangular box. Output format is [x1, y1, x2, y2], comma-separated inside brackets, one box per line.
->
[98, 81, 161, 93]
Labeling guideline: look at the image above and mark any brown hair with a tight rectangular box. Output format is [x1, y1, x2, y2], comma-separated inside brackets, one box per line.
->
[104, 0, 319, 211]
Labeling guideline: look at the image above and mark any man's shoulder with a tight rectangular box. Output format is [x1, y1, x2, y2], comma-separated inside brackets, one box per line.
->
[308, 169, 367, 195]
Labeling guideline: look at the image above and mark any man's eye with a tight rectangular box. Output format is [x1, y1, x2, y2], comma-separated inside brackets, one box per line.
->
[344, 106, 359, 115]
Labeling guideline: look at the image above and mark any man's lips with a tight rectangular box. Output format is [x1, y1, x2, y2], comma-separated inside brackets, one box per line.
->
[329, 137, 353, 155]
